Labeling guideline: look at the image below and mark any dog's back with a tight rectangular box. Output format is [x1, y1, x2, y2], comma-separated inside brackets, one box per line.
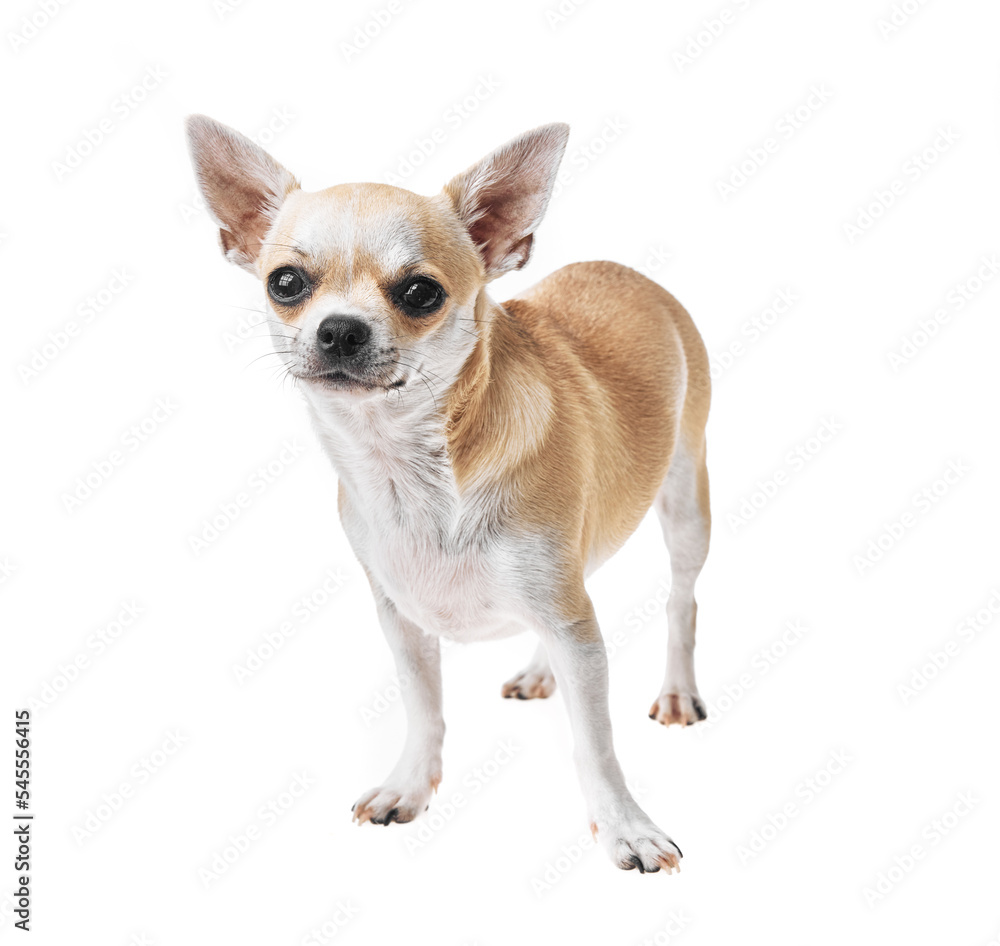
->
[188, 116, 712, 870]
[492, 261, 710, 569]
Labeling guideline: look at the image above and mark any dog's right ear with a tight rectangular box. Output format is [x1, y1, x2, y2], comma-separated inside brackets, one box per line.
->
[185, 114, 299, 272]
[443, 123, 569, 280]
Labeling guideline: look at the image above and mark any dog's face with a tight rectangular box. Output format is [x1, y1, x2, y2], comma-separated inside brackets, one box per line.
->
[252, 183, 484, 397]
[187, 117, 569, 401]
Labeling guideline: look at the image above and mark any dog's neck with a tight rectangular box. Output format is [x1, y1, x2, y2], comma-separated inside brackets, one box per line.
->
[303, 366, 455, 524]
[445, 291, 554, 492]
[302, 289, 553, 519]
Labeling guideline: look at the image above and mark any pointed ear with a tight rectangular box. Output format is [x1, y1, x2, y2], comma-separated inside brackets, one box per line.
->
[185, 114, 300, 272]
[443, 123, 569, 279]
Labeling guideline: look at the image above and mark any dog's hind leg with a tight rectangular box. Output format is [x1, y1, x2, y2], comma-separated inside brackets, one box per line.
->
[501, 640, 556, 700]
[648, 434, 711, 727]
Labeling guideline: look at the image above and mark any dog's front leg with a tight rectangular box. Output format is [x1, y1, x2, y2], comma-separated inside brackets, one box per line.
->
[352, 584, 444, 826]
[540, 605, 682, 873]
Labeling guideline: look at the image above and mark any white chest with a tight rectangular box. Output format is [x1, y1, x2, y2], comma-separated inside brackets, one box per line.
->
[308, 399, 532, 640]
[365, 523, 520, 639]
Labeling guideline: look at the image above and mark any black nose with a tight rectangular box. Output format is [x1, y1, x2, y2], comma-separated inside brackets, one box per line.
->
[316, 316, 371, 358]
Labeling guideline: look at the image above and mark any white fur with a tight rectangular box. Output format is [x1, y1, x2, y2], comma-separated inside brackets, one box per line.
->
[188, 115, 699, 872]
[650, 440, 710, 725]
[294, 308, 686, 870]
[273, 183, 689, 873]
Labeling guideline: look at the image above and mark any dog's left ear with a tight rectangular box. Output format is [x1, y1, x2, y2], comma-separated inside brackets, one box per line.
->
[185, 114, 300, 272]
[443, 123, 569, 279]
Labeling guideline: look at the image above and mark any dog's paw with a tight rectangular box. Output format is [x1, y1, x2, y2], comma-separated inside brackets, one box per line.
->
[592, 815, 683, 874]
[649, 690, 707, 727]
[501, 666, 557, 700]
[351, 774, 440, 826]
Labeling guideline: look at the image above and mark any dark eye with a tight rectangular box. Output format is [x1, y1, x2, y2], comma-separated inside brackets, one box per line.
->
[267, 267, 309, 304]
[394, 277, 445, 316]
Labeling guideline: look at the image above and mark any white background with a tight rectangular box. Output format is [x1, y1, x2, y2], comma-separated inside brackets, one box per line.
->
[2, 0, 999, 943]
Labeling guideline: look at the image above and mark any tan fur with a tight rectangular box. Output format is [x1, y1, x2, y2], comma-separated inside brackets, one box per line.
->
[257, 186, 483, 331]
[186, 115, 711, 871]
[232, 183, 711, 635]
[446, 261, 710, 624]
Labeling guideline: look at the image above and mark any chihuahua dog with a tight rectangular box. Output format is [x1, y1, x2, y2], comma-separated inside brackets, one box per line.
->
[186, 116, 711, 874]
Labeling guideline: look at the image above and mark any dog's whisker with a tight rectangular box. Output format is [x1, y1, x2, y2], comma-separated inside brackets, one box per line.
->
[394, 360, 441, 411]
[187, 114, 712, 871]
[393, 358, 446, 387]
[246, 350, 295, 369]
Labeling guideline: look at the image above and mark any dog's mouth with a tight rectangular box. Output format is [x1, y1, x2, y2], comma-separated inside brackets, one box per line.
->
[296, 366, 409, 393]
[314, 370, 377, 390]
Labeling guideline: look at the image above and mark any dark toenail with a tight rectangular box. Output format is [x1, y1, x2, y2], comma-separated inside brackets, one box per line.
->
[515, 692, 527, 700]
[387, 808, 399, 822]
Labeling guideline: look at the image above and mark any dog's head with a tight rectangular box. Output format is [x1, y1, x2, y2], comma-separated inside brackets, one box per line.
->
[186, 116, 569, 401]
